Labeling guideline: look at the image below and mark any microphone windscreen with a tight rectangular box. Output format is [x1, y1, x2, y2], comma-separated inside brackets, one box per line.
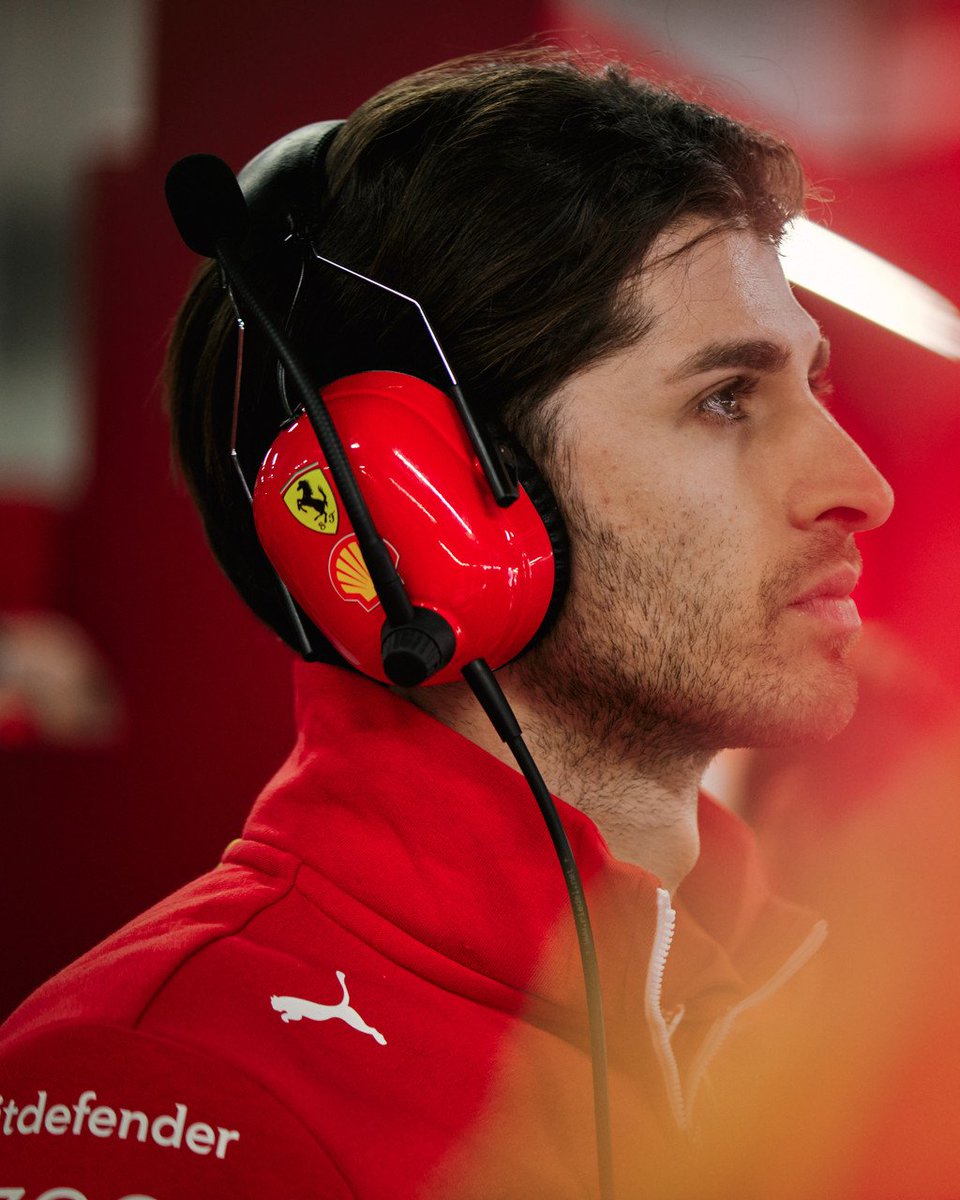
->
[165, 154, 249, 258]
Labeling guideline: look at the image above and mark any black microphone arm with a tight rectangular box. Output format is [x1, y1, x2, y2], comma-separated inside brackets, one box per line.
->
[164, 154, 455, 685]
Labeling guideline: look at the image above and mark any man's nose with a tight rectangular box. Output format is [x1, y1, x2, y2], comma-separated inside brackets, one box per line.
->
[788, 407, 894, 533]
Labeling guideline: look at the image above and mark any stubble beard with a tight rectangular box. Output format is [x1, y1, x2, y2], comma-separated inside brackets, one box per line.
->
[511, 502, 860, 781]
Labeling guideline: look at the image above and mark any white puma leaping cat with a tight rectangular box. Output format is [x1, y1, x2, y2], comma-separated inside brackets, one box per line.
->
[271, 971, 387, 1046]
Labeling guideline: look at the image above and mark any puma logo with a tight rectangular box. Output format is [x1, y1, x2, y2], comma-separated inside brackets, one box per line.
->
[271, 971, 387, 1046]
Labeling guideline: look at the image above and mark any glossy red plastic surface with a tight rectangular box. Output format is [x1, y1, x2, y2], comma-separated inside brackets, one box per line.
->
[253, 371, 555, 684]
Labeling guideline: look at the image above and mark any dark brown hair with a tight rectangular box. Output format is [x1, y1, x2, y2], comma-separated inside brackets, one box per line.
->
[166, 48, 806, 655]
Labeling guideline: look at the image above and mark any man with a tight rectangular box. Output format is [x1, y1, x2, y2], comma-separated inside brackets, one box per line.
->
[0, 49, 892, 1198]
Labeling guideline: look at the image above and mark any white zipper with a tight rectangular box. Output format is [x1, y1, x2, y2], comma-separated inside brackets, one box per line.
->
[644, 887, 688, 1129]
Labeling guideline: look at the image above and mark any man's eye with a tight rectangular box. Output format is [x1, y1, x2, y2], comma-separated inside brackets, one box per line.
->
[697, 378, 756, 423]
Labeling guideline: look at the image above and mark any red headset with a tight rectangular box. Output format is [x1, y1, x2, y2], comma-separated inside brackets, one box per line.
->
[233, 122, 570, 685]
[253, 369, 562, 684]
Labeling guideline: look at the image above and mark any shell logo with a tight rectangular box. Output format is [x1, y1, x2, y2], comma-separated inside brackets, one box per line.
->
[328, 535, 400, 612]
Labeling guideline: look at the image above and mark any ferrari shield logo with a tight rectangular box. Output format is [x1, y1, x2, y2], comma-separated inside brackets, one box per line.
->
[282, 467, 339, 535]
[329, 535, 400, 612]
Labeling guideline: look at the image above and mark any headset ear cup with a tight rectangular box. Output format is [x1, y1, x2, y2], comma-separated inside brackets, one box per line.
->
[512, 442, 570, 652]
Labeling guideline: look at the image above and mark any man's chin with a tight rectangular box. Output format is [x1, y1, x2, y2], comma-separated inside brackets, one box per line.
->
[740, 667, 860, 749]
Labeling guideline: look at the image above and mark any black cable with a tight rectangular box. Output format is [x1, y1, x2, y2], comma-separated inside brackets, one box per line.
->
[462, 659, 615, 1200]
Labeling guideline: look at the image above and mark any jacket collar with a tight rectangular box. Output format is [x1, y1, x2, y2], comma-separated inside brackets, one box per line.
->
[241, 662, 822, 1026]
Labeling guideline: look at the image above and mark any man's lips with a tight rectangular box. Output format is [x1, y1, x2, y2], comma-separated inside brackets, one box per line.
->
[787, 562, 862, 630]
[790, 562, 862, 605]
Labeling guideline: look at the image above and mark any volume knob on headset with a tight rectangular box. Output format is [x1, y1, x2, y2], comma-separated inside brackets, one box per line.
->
[381, 609, 457, 687]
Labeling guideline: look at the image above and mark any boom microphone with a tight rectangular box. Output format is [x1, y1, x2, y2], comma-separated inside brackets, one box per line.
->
[164, 153, 456, 687]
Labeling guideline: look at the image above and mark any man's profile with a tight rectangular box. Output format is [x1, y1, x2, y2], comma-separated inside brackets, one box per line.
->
[0, 47, 891, 1199]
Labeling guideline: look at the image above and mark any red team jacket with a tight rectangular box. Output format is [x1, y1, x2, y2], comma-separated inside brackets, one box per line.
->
[0, 663, 826, 1199]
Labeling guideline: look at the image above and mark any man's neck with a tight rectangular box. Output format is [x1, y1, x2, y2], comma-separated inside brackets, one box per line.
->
[402, 668, 711, 893]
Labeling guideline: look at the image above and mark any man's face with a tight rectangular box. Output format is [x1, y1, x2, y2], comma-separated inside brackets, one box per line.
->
[522, 222, 894, 753]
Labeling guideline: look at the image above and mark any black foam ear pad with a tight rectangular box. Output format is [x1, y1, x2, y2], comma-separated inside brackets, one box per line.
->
[511, 442, 570, 651]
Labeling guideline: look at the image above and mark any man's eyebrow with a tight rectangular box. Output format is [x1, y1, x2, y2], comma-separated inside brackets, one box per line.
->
[666, 336, 830, 383]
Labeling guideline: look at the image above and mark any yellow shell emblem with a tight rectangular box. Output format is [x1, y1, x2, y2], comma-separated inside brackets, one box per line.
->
[328, 536, 400, 612]
[282, 467, 339, 535]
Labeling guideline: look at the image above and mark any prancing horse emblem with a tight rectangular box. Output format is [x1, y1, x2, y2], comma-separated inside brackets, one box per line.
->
[296, 478, 329, 522]
[282, 467, 339, 534]
[271, 971, 387, 1045]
